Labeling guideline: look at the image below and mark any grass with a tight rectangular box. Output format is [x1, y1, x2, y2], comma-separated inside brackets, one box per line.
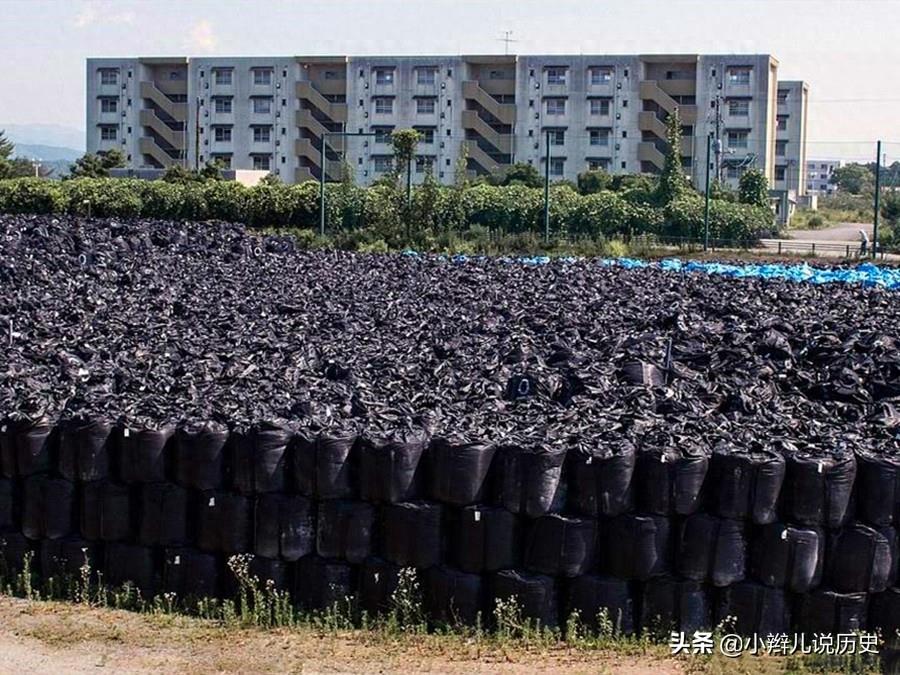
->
[0, 548, 886, 673]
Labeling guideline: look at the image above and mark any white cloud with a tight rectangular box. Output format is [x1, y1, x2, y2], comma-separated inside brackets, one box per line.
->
[186, 20, 217, 53]
[73, 3, 135, 28]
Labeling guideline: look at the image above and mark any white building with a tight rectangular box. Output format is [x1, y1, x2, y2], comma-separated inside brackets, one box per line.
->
[806, 159, 844, 195]
[87, 54, 807, 196]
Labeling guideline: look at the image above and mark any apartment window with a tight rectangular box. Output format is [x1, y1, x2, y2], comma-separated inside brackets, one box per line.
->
[416, 97, 436, 115]
[374, 127, 393, 144]
[415, 156, 435, 174]
[777, 89, 789, 103]
[727, 67, 751, 85]
[545, 98, 566, 116]
[373, 156, 393, 173]
[777, 115, 788, 131]
[214, 97, 233, 113]
[726, 164, 744, 179]
[775, 166, 786, 181]
[252, 68, 273, 86]
[776, 140, 787, 157]
[546, 67, 567, 85]
[252, 155, 271, 171]
[324, 70, 340, 80]
[374, 97, 394, 114]
[727, 130, 749, 149]
[548, 129, 565, 145]
[588, 158, 610, 171]
[99, 125, 117, 141]
[550, 158, 565, 176]
[211, 153, 232, 169]
[589, 99, 610, 116]
[213, 126, 232, 142]
[252, 97, 273, 114]
[416, 68, 437, 86]
[728, 99, 750, 117]
[99, 69, 118, 86]
[252, 126, 272, 143]
[415, 127, 436, 144]
[374, 68, 395, 85]
[589, 129, 610, 146]
[213, 69, 233, 86]
[590, 68, 612, 85]
[99, 97, 118, 113]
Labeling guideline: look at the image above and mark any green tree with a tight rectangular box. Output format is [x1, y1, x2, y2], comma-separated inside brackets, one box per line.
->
[882, 191, 900, 226]
[68, 148, 126, 179]
[709, 179, 737, 202]
[0, 129, 13, 160]
[656, 109, 690, 205]
[258, 172, 282, 186]
[198, 160, 224, 182]
[577, 168, 612, 195]
[738, 168, 770, 209]
[831, 163, 875, 195]
[391, 129, 421, 201]
[491, 162, 543, 188]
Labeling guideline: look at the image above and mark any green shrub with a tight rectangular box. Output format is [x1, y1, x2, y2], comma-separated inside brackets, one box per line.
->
[65, 178, 143, 218]
[0, 178, 66, 214]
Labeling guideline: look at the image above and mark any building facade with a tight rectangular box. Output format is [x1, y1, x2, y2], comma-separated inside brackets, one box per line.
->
[806, 159, 844, 195]
[87, 54, 806, 194]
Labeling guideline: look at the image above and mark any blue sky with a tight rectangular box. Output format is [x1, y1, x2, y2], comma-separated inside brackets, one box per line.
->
[1, 0, 898, 160]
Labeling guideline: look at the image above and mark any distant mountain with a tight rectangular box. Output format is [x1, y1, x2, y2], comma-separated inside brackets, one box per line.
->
[1, 124, 85, 152]
[12, 144, 82, 162]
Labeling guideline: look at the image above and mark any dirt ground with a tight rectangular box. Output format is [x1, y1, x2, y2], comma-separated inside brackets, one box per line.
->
[0, 596, 688, 674]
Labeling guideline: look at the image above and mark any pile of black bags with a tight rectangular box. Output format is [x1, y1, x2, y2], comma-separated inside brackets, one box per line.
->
[1, 215, 899, 636]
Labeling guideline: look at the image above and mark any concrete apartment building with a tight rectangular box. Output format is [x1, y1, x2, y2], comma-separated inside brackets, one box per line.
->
[87, 54, 808, 200]
[807, 159, 844, 195]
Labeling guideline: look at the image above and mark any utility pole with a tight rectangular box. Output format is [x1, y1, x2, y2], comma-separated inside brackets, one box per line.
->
[873, 140, 882, 259]
[714, 94, 722, 183]
[498, 30, 518, 55]
[704, 134, 712, 251]
[543, 130, 551, 242]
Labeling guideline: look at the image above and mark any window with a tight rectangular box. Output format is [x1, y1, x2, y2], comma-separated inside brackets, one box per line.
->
[213, 126, 232, 142]
[546, 67, 567, 85]
[415, 156, 435, 174]
[374, 97, 393, 114]
[100, 98, 118, 113]
[727, 67, 751, 85]
[416, 68, 437, 86]
[374, 68, 394, 85]
[590, 68, 612, 85]
[99, 125, 117, 141]
[589, 99, 610, 116]
[777, 115, 788, 131]
[726, 164, 744, 179]
[252, 126, 272, 143]
[213, 69, 233, 86]
[775, 166, 786, 181]
[415, 127, 435, 144]
[252, 97, 273, 114]
[416, 97, 436, 115]
[548, 129, 565, 145]
[777, 89, 789, 103]
[252, 155, 271, 171]
[727, 130, 749, 149]
[728, 99, 750, 117]
[325, 70, 340, 80]
[589, 129, 610, 146]
[550, 158, 565, 176]
[776, 140, 787, 157]
[588, 158, 610, 171]
[211, 153, 232, 169]
[252, 68, 273, 86]
[545, 98, 566, 116]
[374, 156, 393, 173]
[214, 97, 233, 113]
[374, 127, 393, 144]
[99, 69, 118, 85]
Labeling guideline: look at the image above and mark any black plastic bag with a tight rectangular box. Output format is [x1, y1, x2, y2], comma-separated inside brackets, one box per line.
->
[425, 565, 484, 627]
[429, 436, 496, 506]
[14, 418, 55, 477]
[676, 513, 746, 587]
[295, 555, 356, 611]
[22, 475, 75, 540]
[231, 420, 293, 495]
[59, 417, 112, 482]
[359, 556, 402, 616]
[451, 505, 520, 574]
[782, 447, 856, 528]
[0, 478, 15, 530]
[40, 536, 100, 579]
[381, 501, 443, 569]
[565, 575, 634, 634]
[567, 439, 635, 518]
[715, 581, 790, 637]
[316, 499, 375, 564]
[174, 422, 229, 490]
[634, 446, 708, 516]
[254, 493, 315, 561]
[640, 577, 709, 635]
[870, 587, 900, 637]
[0, 529, 31, 573]
[707, 446, 784, 524]
[80, 480, 132, 542]
[490, 569, 558, 629]
[118, 422, 175, 484]
[751, 523, 823, 593]
[603, 514, 670, 581]
[163, 546, 219, 599]
[359, 428, 430, 504]
[523, 514, 597, 578]
[825, 522, 895, 593]
[104, 542, 157, 596]
[854, 449, 900, 527]
[138, 482, 189, 547]
[197, 490, 252, 554]
[495, 443, 566, 518]
[794, 590, 867, 635]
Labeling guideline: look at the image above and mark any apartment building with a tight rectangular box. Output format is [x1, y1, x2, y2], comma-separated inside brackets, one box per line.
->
[772, 81, 809, 196]
[87, 54, 804, 195]
[807, 159, 844, 195]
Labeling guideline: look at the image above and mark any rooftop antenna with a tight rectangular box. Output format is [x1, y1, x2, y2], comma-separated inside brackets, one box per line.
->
[498, 30, 518, 55]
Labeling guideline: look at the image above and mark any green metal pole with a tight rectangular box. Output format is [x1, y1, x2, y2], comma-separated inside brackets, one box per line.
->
[543, 130, 551, 242]
[406, 156, 412, 241]
[319, 133, 327, 237]
[704, 134, 712, 252]
[873, 140, 882, 259]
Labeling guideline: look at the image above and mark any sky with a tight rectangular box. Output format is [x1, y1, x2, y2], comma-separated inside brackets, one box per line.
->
[1, 0, 899, 160]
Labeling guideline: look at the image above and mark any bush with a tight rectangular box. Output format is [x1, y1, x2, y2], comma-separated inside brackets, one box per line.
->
[0, 178, 66, 214]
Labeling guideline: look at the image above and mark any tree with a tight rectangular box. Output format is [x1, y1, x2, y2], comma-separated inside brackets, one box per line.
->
[198, 160, 224, 182]
[577, 169, 611, 194]
[738, 168, 770, 209]
[161, 164, 196, 184]
[656, 109, 690, 205]
[709, 179, 737, 202]
[390, 129, 421, 202]
[882, 191, 900, 227]
[68, 148, 126, 179]
[258, 172, 282, 186]
[0, 129, 15, 179]
[490, 162, 542, 188]
[831, 164, 875, 195]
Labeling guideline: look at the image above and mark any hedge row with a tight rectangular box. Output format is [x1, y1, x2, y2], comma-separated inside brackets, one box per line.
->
[0, 178, 775, 243]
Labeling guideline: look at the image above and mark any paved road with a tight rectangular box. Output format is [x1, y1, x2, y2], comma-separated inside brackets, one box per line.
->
[787, 221, 872, 243]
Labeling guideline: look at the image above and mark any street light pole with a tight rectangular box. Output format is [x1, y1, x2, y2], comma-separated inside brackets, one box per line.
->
[543, 130, 551, 242]
[704, 134, 712, 252]
[873, 140, 882, 259]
